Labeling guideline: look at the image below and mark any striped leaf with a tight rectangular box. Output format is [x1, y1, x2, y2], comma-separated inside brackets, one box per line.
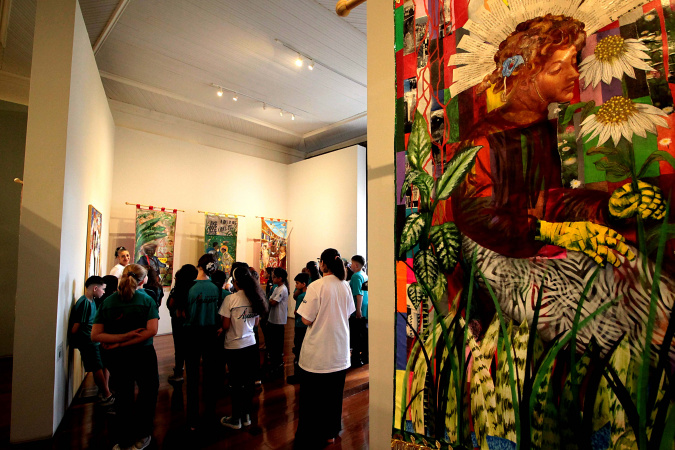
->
[407, 111, 431, 172]
[429, 222, 461, 273]
[407, 283, 427, 310]
[399, 213, 426, 258]
[401, 170, 434, 204]
[413, 250, 439, 290]
[436, 145, 482, 200]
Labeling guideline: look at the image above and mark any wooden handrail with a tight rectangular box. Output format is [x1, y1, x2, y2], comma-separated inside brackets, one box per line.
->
[336, 0, 366, 17]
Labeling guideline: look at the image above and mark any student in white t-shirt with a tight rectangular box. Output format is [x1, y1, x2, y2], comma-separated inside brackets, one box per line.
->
[109, 246, 131, 278]
[295, 248, 355, 447]
[266, 268, 289, 377]
[219, 265, 269, 430]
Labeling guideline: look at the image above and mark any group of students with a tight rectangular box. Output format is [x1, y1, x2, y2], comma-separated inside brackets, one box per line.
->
[69, 245, 368, 449]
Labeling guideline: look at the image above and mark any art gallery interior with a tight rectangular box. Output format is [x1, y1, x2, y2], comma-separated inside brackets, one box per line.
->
[0, 0, 396, 447]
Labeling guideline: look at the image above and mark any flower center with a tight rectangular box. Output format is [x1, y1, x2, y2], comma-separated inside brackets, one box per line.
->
[596, 96, 637, 124]
[594, 35, 625, 62]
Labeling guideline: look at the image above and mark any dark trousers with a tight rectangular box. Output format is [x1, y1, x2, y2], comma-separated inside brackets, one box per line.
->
[292, 327, 307, 367]
[170, 316, 186, 374]
[349, 316, 369, 363]
[296, 368, 347, 446]
[266, 323, 286, 367]
[185, 326, 219, 426]
[226, 344, 258, 419]
[105, 345, 159, 447]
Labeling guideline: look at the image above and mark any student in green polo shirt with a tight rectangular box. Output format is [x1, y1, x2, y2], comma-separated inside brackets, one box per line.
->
[184, 253, 221, 430]
[349, 255, 369, 367]
[70, 275, 114, 406]
[92, 264, 159, 450]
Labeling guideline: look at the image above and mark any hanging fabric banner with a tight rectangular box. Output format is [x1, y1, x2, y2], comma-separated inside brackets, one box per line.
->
[134, 206, 177, 286]
[204, 214, 238, 274]
[85, 205, 102, 279]
[260, 218, 288, 283]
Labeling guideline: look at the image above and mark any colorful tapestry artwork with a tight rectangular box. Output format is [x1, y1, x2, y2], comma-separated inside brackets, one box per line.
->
[204, 214, 238, 274]
[85, 205, 102, 279]
[393, 1, 675, 449]
[134, 207, 177, 286]
[260, 218, 288, 284]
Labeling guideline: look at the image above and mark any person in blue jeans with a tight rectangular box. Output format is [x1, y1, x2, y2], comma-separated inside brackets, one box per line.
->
[349, 255, 368, 367]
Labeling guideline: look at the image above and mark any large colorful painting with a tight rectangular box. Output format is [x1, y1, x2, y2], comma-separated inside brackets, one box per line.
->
[393, 0, 675, 449]
[260, 218, 288, 284]
[134, 206, 176, 286]
[85, 205, 102, 279]
[204, 214, 238, 274]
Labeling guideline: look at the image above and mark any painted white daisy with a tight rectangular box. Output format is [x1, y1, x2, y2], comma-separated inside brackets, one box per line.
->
[581, 96, 669, 147]
[663, 106, 673, 114]
[564, 157, 577, 165]
[570, 179, 582, 189]
[659, 137, 672, 146]
[562, 146, 571, 152]
[579, 35, 653, 88]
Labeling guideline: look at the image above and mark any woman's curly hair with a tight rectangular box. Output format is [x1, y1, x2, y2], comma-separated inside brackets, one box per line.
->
[477, 14, 586, 95]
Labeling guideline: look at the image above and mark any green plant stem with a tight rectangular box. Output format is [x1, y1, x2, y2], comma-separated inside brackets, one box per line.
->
[638, 198, 671, 450]
[477, 270, 521, 449]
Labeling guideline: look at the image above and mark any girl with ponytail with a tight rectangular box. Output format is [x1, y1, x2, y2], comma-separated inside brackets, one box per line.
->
[218, 266, 268, 429]
[295, 248, 355, 447]
[91, 264, 160, 449]
[184, 253, 221, 430]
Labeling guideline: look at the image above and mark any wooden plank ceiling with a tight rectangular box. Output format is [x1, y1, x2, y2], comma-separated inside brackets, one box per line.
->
[1, 0, 367, 154]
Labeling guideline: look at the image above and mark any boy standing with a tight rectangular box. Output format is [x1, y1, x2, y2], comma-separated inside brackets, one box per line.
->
[287, 272, 309, 384]
[349, 255, 369, 367]
[70, 276, 114, 405]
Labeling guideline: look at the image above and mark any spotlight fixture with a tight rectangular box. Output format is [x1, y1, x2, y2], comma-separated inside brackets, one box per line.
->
[291, 114, 295, 120]
[263, 103, 267, 110]
[295, 54, 303, 67]
[308, 60, 315, 70]
[233, 95, 238, 101]
[217, 87, 223, 97]
[280, 110, 283, 117]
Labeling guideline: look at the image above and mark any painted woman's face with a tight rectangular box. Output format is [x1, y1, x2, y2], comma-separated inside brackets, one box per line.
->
[535, 45, 580, 104]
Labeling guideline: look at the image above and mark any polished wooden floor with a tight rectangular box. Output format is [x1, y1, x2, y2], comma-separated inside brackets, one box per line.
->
[0, 325, 369, 449]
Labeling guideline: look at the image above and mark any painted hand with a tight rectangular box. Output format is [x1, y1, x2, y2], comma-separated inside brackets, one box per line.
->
[609, 181, 666, 221]
[536, 220, 636, 267]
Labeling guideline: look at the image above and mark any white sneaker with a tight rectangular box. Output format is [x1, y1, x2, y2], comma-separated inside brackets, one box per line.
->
[220, 415, 242, 429]
[242, 414, 251, 427]
[135, 436, 151, 449]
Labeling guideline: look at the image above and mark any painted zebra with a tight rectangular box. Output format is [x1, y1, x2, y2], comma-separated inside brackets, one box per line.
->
[462, 236, 675, 363]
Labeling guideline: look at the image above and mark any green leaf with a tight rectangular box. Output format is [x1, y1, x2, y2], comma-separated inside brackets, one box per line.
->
[407, 111, 431, 171]
[579, 100, 596, 123]
[399, 213, 426, 258]
[594, 157, 631, 182]
[137, 217, 162, 233]
[587, 146, 619, 156]
[436, 145, 483, 200]
[407, 282, 427, 309]
[431, 272, 447, 303]
[413, 250, 439, 289]
[429, 222, 461, 273]
[560, 102, 588, 129]
[637, 150, 675, 179]
[401, 170, 434, 204]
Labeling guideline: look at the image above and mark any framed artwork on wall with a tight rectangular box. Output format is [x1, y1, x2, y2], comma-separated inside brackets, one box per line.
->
[85, 205, 102, 279]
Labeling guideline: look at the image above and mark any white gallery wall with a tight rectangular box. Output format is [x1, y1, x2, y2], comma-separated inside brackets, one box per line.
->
[109, 127, 290, 334]
[11, 0, 115, 443]
[287, 145, 367, 317]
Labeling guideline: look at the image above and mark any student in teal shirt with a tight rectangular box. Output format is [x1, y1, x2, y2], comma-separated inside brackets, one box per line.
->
[287, 272, 310, 384]
[349, 255, 369, 366]
[184, 253, 221, 430]
[92, 265, 159, 450]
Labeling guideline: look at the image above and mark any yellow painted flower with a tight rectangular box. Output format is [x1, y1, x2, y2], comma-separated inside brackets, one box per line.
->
[581, 96, 668, 146]
[579, 35, 653, 88]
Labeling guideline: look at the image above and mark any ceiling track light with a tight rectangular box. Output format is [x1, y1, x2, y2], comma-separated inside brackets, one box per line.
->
[308, 60, 315, 70]
[217, 87, 223, 97]
[209, 82, 303, 120]
[295, 54, 303, 67]
[291, 114, 295, 120]
[232, 95, 238, 101]
[280, 110, 283, 117]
